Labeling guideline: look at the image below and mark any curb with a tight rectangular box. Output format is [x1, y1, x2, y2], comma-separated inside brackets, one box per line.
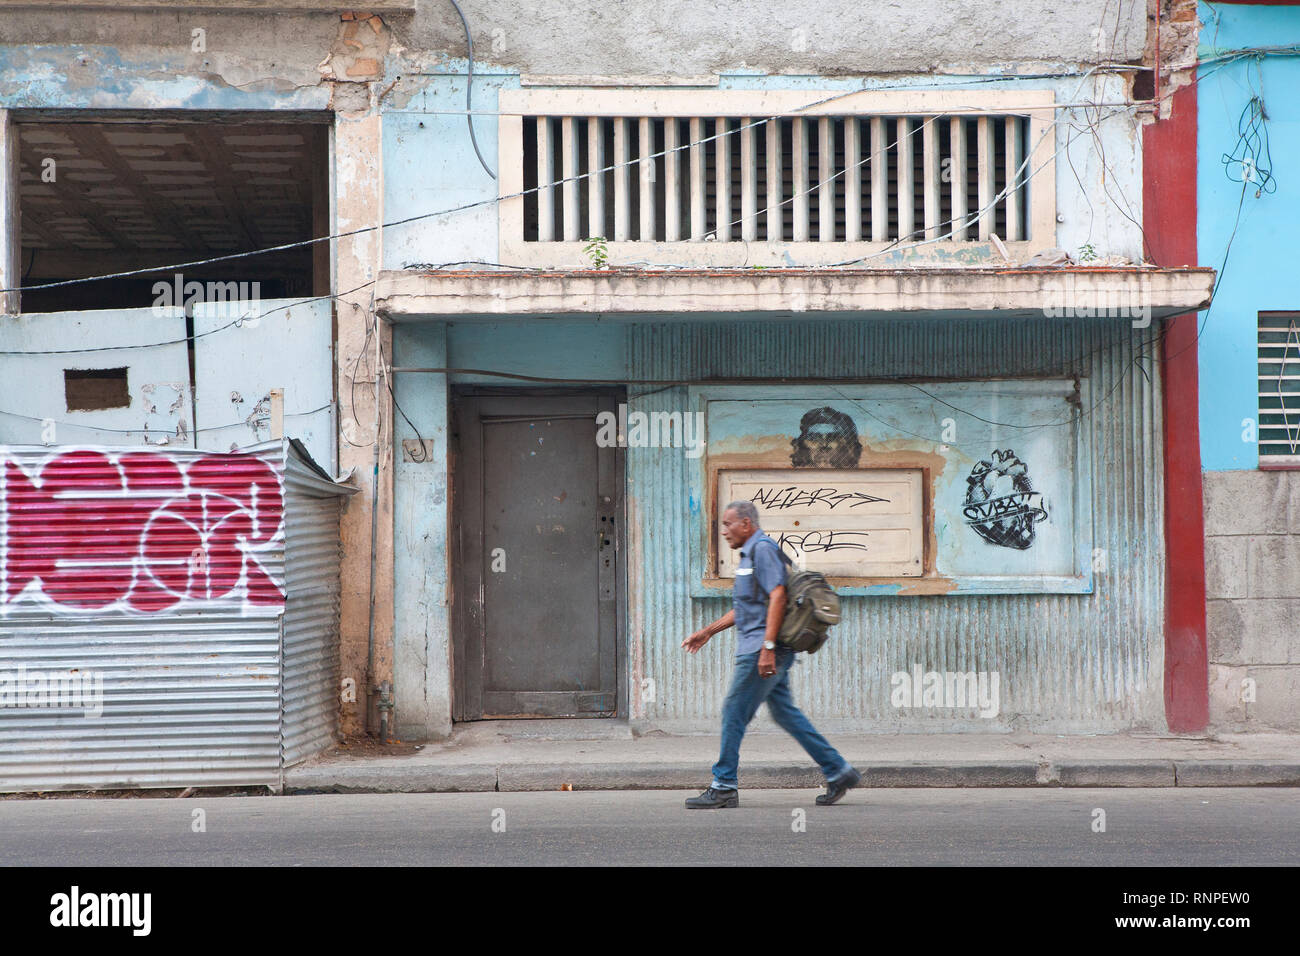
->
[282, 759, 1300, 794]
[1173, 762, 1300, 786]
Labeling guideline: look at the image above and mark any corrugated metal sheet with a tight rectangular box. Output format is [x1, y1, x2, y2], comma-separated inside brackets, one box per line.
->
[627, 317, 1164, 733]
[0, 440, 348, 792]
[280, 441, 347, 768]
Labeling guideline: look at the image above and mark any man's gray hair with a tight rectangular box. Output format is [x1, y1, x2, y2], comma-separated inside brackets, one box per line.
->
[724, 500, 760, 527]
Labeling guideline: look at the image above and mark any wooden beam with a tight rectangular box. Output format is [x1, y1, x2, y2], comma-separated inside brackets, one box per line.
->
[65, 124, 215, 253]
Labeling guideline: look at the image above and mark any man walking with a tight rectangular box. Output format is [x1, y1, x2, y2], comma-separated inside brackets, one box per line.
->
[681, 500, 861, 808]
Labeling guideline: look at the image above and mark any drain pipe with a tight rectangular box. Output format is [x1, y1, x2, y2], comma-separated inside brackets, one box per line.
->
[365, 439, 380, 736]
[378, 680, 394, 741]
[365, 307, 387, 738]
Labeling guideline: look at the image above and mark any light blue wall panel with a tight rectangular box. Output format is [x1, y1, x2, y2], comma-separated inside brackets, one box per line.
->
[1197, 2, 1300, 469]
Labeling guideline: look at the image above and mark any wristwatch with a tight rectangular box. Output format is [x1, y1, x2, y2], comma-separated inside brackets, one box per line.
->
[762, 641, 777, 650]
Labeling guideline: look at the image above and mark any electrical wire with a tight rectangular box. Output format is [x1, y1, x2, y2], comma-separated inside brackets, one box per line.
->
[0, 50, 1266, 302]
[0, 86, 1156, 298]
[446, 0, 496, 180]
[0, 402, 333, 437]
[0, 278, 377, 355]
[1221, 95, 1276, 195]
[0, 61, 1249, 442]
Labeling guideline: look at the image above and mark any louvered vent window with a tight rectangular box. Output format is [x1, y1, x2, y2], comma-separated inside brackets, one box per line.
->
[497, 90, 1056, 268]
[1259, 312, 1300, 465]
[521, 115, 1029, 244]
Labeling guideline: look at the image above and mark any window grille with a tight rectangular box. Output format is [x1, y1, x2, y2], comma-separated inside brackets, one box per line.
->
[497, 89, 1056, 267]
[1259, 311, 1300, 465]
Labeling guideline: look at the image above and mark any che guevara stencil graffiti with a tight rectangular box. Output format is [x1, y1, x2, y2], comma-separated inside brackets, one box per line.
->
[962, 449, 1048, 550]
[0, 449, 285, 614]
[790, 406, 863, 468]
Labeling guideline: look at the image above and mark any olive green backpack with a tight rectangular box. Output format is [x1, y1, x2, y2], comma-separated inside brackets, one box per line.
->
[763, 539, 842, 654]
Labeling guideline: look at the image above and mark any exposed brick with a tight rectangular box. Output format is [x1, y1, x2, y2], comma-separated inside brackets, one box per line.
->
[347, 58, 381, 78]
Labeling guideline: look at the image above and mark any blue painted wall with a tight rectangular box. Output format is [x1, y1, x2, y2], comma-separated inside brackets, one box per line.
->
[1197, 2, 1300, 469]
[393, 315, 1167, 731]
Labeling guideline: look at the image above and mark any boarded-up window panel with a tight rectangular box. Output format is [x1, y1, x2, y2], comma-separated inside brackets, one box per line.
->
[717, 468, 924, 578]
[65, 367, 129, 411]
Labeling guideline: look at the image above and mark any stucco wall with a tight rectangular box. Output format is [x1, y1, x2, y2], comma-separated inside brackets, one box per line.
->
[1194, 4, 1300, 732]
[1, 1, 1144, 80]
[402, 0, 1145, 76]
[1196, 3, 1300, 472]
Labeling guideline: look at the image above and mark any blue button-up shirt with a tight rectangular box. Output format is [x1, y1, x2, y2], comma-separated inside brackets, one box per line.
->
[732, 530, 789, 656]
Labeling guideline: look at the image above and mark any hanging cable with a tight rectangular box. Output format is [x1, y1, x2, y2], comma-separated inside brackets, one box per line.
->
[447, 0, 496, 180]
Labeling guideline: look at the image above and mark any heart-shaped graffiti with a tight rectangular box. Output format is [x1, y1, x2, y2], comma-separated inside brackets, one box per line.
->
[962, 449, 1048, 550]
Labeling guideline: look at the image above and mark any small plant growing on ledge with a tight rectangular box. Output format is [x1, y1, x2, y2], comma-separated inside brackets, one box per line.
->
[584, 236, 610, 270]
[1078, 242, 1098, 263]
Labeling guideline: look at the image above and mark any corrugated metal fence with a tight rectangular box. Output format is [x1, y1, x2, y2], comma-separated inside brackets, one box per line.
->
[0, 440, 349, 792]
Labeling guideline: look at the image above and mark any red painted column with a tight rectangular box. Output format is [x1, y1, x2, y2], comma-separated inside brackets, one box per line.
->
[1143, 80, 1209, 732]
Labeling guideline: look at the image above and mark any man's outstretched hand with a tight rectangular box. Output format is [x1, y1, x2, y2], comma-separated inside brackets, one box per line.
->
[682, 629, 711, 654]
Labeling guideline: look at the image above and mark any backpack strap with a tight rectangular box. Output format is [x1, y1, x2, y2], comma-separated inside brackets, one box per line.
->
[758, 535, 794, 570]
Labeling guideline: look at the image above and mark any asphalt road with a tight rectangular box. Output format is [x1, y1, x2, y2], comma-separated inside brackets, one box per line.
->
[1, 788, 1298, 866]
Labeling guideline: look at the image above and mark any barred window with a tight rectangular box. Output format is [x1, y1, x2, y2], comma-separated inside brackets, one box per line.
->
[1259, 311, 1300, 466]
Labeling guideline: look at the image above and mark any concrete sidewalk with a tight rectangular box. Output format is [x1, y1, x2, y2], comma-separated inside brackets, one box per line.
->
[283, 721, 1300, 793]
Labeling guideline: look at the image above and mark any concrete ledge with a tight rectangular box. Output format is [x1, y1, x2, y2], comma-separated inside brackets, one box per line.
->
[1174, 762, 1300, 787]
[377, 266, 1215, 321]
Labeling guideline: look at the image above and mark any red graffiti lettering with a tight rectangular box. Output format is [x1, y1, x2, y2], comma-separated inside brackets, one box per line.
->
[1, 449, 284, 613]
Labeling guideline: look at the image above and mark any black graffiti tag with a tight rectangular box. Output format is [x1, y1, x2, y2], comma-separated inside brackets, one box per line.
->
[750, 486, 889, 510]
[776, 530, 873, 555]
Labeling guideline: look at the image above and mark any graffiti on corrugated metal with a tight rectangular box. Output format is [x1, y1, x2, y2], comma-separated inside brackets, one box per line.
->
[790, 406, 863, 467]
[962, 449, 1049, 550]
[0, 449, 285, 614]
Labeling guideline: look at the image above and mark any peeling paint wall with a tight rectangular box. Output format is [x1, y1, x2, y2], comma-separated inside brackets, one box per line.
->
[0, 0, 1163, 741]
[401, 0, 1146, 76]
[0, 307, 192, 446]
[383, 71, 1146, 268]
[0, 301, 334, 467]
[392, 315, 1165, 734]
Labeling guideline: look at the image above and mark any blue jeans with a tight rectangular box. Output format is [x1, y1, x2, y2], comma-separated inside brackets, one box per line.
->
[711, 648, 852, 791]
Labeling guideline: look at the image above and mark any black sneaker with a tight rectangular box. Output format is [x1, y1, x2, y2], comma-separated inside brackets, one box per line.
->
[816, 767, 862, 806]
[685, 786, 739, 809]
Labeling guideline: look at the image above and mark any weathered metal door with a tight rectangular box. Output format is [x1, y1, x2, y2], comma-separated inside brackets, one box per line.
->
[453, 392, 622, 719]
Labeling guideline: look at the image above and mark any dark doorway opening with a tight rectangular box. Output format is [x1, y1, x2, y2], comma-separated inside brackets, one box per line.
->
[15, 115, 330, 314]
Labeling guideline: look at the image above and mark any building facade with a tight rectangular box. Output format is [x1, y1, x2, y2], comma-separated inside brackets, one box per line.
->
[0, 2, 1227, 759]
[1194, 0, 1300, 730]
